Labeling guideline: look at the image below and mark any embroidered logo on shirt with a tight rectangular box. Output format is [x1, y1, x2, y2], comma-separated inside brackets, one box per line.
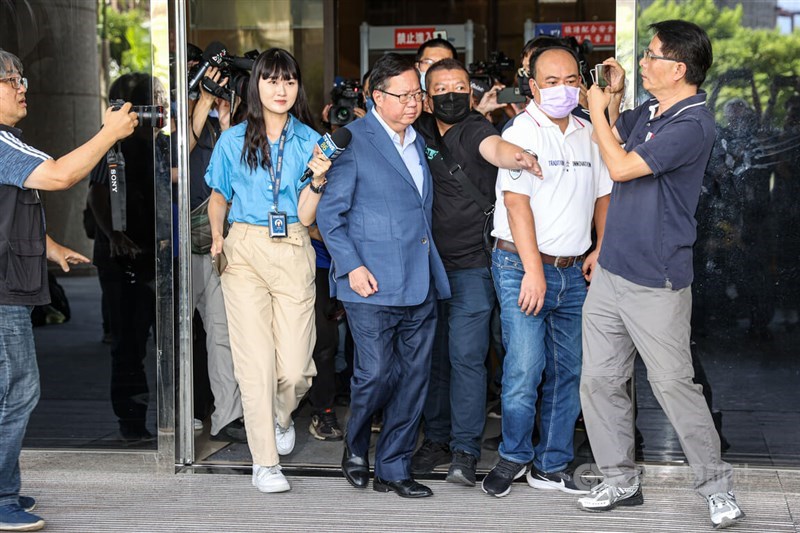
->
[425, 146, 439, 161]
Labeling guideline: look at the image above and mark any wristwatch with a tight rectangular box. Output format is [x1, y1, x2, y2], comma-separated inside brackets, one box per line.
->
[309, 180, 326, 194]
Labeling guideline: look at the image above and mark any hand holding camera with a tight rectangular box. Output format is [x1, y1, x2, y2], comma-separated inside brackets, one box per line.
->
[103, 102, 139, 141]
[591, 59, 626, 94]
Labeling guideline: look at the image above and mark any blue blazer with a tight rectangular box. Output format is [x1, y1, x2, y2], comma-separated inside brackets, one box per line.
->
[317, 111, 451, 306]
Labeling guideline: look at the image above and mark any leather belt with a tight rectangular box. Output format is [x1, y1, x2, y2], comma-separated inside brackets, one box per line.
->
[495, 239, 585, 268]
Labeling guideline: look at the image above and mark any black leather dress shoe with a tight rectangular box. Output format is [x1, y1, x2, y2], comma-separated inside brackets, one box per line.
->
[373, 477, 433, 498]
[342, 443, 369, 488]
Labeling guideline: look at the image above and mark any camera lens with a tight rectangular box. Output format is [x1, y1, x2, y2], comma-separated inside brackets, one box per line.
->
[335, 107, 351, 123]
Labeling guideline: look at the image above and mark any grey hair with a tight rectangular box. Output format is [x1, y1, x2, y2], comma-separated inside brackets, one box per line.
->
[0, 49, 23, 78]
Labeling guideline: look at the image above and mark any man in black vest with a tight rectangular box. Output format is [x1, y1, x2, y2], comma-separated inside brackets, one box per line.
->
[0, 48, 136, 531]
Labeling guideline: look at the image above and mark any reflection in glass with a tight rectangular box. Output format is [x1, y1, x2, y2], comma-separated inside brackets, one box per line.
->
[634, 0, 800, 466]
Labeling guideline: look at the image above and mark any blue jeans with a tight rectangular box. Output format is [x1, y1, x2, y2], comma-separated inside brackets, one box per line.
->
[0, 305, 40, 507]
[422, 267, 495, 458]
[492, 249, 585, 471]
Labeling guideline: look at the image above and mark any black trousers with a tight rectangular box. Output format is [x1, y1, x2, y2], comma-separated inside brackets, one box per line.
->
[98, 263, 155, 432]
[308, 268, 339, 411]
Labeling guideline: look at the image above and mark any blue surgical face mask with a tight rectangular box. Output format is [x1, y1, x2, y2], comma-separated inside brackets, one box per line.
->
[534, 82, 580, 119]
[365, 97, 375, 113]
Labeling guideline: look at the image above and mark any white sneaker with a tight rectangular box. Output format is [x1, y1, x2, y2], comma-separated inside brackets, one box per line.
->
[577, 482, 643, 512]
[252, 464, 290, 493]
[707, 491, 745, 529]
[275, 419, 296, 455]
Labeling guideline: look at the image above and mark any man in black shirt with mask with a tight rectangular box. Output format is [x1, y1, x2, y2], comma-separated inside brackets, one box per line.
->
[411, 58, 540, 486]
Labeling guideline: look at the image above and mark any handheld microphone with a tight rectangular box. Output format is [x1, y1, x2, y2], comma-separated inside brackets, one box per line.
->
[187, 41, 228, 95]
[300, 128, 353, 182]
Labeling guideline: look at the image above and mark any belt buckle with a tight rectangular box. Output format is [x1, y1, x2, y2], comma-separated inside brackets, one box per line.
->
[554, 256, 571, 268]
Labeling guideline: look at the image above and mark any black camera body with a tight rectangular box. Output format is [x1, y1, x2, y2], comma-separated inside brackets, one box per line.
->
[330, 79, 363, 126]
[468, 51, 516, 100]
[110, 99, 166, 129]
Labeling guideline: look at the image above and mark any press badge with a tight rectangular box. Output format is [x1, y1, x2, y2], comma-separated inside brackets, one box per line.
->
[268, 211, 288, 238]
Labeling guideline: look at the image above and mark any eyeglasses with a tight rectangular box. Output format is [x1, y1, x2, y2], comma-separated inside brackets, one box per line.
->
[378, 89, 425, 105]
[0, 77, 28, 90]
[417, 58, 437, 67]
[642, 49, 679, 63]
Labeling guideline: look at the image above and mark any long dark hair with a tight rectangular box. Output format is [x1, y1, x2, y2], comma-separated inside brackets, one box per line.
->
[241, 48, 315, 172]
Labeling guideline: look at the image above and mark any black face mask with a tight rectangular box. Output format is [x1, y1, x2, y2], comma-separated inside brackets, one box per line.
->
[431, 92, 471, 124]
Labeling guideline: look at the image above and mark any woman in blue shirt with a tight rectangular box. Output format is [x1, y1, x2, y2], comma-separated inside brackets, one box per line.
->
[205, 48, 330, 494]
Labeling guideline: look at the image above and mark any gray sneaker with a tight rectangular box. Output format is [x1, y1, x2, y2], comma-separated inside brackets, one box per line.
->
[577, 482, 643, 512]
[706, 491, 745, 529]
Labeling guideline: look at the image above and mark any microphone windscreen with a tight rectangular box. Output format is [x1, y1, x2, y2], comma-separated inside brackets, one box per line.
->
[330, 127, 352, 149]
[202, 41, 228, 66]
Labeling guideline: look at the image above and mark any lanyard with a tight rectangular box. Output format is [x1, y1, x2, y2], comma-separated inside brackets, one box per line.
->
[266, 117, 291, 212]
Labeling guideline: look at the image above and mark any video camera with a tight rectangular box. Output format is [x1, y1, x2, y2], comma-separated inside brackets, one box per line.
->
[200, 50, 258, 102]
[330, 79, 363, 126]
[110, 99, 166, 129]
[194, 49, 259, 104]
[468, 51, 516, 100]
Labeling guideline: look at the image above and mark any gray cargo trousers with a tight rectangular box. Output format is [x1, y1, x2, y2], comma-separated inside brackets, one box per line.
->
[580, 264, 733, 497]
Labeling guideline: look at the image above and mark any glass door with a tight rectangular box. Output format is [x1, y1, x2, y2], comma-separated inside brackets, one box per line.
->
[1, 0, 174, 458]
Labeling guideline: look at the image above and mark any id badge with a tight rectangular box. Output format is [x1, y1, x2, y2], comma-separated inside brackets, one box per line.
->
[268, 211, 288, 238]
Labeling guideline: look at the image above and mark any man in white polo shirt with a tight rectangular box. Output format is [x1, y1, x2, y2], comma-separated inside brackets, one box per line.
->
[481, 46, 612, 498]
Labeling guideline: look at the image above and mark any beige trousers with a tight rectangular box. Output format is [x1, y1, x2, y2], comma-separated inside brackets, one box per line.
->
[220, 222, 317, 467]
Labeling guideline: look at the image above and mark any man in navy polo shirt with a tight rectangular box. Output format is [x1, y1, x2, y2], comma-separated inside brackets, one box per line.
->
[576, 21, 744, 529]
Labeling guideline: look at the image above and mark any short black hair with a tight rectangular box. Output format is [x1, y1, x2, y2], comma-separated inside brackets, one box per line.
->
[520, 36, 565, 68]
[529, 46, 580, 80]
[369, 53, 416, 95]
[424, 58, 469, 88]
[649, 20, 713, 87]
[415, 38, 457, 62]
[361, 68, 371, 86]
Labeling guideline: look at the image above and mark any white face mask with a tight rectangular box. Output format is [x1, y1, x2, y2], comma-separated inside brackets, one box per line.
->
[419, 70, 427, 92]
[534, 83, 580, 119]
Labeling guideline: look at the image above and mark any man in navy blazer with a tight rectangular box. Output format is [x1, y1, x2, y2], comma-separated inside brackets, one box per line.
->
[317, 53, 450, 498]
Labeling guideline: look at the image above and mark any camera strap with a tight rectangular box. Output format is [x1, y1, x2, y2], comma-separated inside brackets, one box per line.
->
[106, 144, 127, 231]
[433, 129, 494, 216]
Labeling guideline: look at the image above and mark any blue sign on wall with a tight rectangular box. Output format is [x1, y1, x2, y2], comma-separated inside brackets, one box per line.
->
[535, 23, 563, 37]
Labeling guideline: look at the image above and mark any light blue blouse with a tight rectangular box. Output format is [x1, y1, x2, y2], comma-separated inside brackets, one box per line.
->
[204, 115, 317, 225]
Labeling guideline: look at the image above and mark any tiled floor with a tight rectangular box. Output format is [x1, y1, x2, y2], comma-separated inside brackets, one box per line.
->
[26, 275, 800, 472]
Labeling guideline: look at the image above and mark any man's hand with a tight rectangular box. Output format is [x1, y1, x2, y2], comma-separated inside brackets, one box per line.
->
[587, 85, 613, 116]
[515, 151, 543, 178]
[110, 231, 142, 258]
[519, 269, 546, 316]
[349, 266, 378, 297]
[103, 102, 138, 142]
[199, 67, 227, 104]
[601, 58, 626, 94]
[582, 249, 600, 282]
[578, 83, 589, 109]
[475, 85, 507, 117]
[46, 238, 90, 273]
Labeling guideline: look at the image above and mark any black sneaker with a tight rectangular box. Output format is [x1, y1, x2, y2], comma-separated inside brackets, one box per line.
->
[446, 450, 477, 487]
[210, 419, 248, 443]
[526, 466, 590, 494]
[411, 439, 451, 475]
[309, 409, 343, 441]
[481, 458, 528, 497]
